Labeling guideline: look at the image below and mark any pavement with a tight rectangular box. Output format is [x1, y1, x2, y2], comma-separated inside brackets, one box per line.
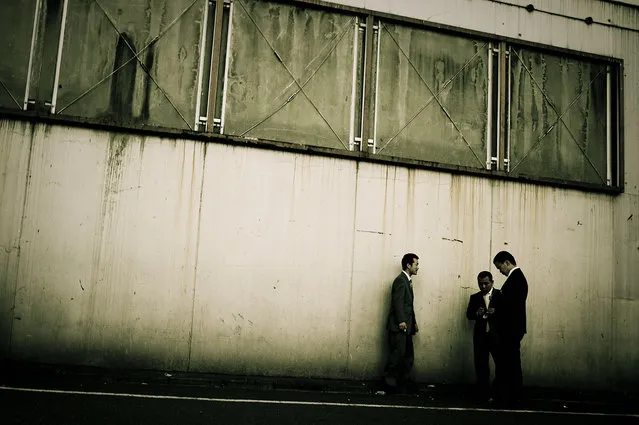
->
[1, 359, 638, 424]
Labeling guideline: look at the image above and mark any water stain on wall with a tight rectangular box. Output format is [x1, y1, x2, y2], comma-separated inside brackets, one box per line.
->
[109, 34, 137, 121]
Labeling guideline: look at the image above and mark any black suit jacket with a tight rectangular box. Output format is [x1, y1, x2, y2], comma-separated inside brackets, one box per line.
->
[466, 288, 502, 335]
[387, 272, 417, 334]
[499, 268, 528, 336]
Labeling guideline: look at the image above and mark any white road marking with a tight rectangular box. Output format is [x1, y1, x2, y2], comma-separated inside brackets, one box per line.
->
[1, 386, 637, 418]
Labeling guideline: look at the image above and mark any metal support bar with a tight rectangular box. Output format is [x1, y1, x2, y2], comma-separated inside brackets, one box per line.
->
[24, 0, 42, 110]
[372, 20, 381, 154]
[360, 14, 374, 153]
[606, 66, 612, 185]
[617, 63, 624, 190]
[194, 0, 211, 130]
[348, 17, 359, 151]
[206, 0, 225, 132]
[50, 0, 69, 114]
[219, 1, 233, 134]
[497, 41, 507, 171]
[486, 42, 493, 170]
[505, 44, 512, 171]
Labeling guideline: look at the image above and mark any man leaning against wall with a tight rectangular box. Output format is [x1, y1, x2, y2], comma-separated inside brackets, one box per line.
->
[382, 253, 420, 394]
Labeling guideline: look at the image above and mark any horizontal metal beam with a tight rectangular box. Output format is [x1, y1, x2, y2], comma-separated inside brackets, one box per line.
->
[0, 108, 623, 194]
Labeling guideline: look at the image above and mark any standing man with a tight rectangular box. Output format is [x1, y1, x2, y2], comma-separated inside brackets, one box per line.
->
[466, 271, 502, 402]
[383, 253, 419, 394]
[493, 251, 528, 405]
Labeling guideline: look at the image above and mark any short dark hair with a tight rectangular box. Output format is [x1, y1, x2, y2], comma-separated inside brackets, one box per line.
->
[477, 271, 493, 281]
[401, 253, 419, 270]
[493, 251, 516, 266]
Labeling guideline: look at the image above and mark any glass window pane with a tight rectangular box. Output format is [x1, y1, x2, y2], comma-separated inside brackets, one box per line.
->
[55, 0, 207, 129]
[0, 0, 37, 109]
[375, 23, 488, 168]
[224, 0, 356, 150]
[509, 48, 608, 185]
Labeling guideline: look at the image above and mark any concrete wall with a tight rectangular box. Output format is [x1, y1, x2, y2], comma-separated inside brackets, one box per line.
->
[0, 0, 637, 390]
[0, 115, 635, 389]
[322, 0, 639, 388]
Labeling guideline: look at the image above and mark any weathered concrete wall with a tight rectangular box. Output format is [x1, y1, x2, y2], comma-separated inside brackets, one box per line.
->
[321, 0, 639, 387]
[0, 117, 635, 389]
[190, 145, 357, 376]
[0, 121, 33, 356]
[0, 120, 203, 370]
[0, 0, 637, 390]
[490, 183, 616, 388]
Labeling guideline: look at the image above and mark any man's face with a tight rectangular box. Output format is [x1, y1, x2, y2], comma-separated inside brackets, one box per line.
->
[407, 259, 419, 276]
[494, 261, 511, 277]
[477, 276, 493, 294]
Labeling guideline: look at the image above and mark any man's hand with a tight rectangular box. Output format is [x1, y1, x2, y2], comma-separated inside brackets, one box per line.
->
[486, 307, 495, 315]
[477, 307, 486, 316]
[413, 323, 419, 334]
[399, 322, 408, 332]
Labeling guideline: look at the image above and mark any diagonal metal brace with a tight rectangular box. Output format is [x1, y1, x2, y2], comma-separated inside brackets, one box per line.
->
[0, 79, 22, 109]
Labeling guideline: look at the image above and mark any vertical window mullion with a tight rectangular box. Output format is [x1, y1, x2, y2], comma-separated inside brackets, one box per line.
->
[350, 17, 365, 151]
[505, 44, 512, 172]
[489, 43, 500, 170]
[28, 0, 64, 112]
[24, 0, 43, 110]
[497, 41, 507, 171]
[486, 42, 494, 170]
[371, 19, 381, 154]
[49, 0, 68, 114]
[197, 0, 231, 133]
[615, 64, 623, 189]
[194, 0, 212, 131]
[206, 0, 225, 133]
[606, 65, 612, 186]
[360, 14, 375, 153]
[348, 17, 360, 151]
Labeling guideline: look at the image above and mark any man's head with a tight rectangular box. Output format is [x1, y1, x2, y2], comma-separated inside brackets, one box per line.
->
[477, 271, 494, 294]
[493, 251, 517, 277]
[402, 253, 419, 276]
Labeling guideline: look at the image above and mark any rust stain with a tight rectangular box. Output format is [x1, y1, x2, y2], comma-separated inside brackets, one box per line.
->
[106, 134, 128, 198]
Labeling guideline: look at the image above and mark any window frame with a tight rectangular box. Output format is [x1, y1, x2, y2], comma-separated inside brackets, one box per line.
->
[0, 0, 624, 193]
[282, 0, 625, 192]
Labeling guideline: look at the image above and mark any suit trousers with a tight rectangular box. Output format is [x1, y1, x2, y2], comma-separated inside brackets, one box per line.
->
[499, 333, 524, 402]
[473, 330, 500, 394]
[384, 331, 414, 388]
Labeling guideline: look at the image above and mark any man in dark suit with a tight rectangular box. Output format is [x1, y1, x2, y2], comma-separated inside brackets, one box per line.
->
[493, 251, 528, 405]
[466, 271, 502, 401]
[383, 253, 419, 393]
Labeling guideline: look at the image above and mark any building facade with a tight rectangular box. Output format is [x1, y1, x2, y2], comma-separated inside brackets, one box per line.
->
[0, 0, 637, 390]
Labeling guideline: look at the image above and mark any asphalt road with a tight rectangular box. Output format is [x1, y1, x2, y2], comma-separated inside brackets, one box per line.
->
[2, 384, 638, 425]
